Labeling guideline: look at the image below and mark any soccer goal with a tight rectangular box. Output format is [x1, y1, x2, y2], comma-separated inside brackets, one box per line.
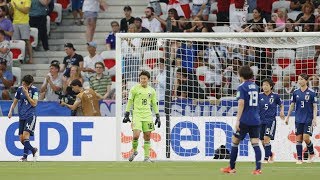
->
[116, 32, 320, 162]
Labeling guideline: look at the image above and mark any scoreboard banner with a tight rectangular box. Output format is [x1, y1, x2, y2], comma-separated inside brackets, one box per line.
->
[0, 117, 319, 161]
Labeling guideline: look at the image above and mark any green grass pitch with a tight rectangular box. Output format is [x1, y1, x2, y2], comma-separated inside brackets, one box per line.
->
[0, 162, 319, 180]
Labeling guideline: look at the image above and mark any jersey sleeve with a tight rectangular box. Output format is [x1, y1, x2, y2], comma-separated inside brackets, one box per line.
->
[125, 86, 135, 112]
[151, 88, 159, 114]
[290, 91, 296, 103]
[311, 92, 318, 104]
[32, 88, 39, 100]
[14, 87, 21, 100]
[276, 94, 283, 106]
[236, 85, 244, 100]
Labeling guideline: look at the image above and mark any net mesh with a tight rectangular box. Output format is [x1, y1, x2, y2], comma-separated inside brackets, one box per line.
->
[118, 33, 320, 161]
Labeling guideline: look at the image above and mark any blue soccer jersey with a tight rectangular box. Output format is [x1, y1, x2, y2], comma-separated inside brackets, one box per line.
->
[14, 86, 39, 119]
[259, 92, 283, 124]
[236, 81, 260, 126]
[291, 88, 317, 123]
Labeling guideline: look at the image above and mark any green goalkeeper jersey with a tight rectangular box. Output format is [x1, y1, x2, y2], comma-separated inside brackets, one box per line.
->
[126, 84, 159, 120]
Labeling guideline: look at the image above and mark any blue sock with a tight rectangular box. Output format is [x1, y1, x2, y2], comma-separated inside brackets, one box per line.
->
[252, 143, 261, 170]
[264, 143, 271, 160]
[306, 141, 314, 155]
[296, 141, 303, 160]
[23, 139, 34, 152]
[229, 143, 239, 169]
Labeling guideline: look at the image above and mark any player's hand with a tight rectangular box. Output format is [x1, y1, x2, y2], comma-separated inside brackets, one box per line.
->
[155, 114, 161, 128]
[312, 119, 317, 127]
[235, 121, 240, 131]
[280, 111, 285, 120]
[123, 112, 131, 123]
[285, 117, 289, 125]
[22, 86, 29, 96]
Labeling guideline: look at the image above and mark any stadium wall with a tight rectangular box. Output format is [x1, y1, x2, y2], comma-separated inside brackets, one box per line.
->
[0, 117, 319, 161]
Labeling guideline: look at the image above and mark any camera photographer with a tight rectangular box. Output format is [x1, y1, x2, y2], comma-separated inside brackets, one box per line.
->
[60, 79, 101, 116]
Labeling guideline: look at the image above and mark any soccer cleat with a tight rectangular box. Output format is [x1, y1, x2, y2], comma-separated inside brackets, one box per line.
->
[262, 160, 269, 164]
[32, 147, 38, 162]
[18, 157, 27, 162]
[252, 169, 262, 175]
[307, 154, 315, 163]
[128, 151, 138, 162]
[143, 157, 153, 163]
[269, 152, 275, 163]
[296, 160, 303, 164]
[220, 167, 236, 174]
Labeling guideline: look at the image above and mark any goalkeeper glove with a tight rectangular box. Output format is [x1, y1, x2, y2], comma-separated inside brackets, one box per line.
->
[155, 114, 161, 128]
[123, 112, 131, 123]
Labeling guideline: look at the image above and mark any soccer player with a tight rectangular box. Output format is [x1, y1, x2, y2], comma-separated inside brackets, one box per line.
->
[8, 75, 39, 162]
[123, 70, 160, 162]
[259, 78, 285, 163]
[221, 65, 262, 175]
[285, 73, 318, 164]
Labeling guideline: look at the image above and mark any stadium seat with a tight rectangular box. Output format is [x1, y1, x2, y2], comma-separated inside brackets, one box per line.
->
[159, 2, 167, 15]
[272, 1, 291, 13]
[12, 67, 21, 88]
[212, 26, 232, 32]
[287, 11, 300, 21]
[10, 40, 26, 62]
[56, 0, 71, 10]
[208, 14, 217, 25]
[143, 50, 164, 69]
[295, 59, 316, 76]
[47, 16, 51, 35]
[50, 3, 62, 23]
[30, 27, 38, 48]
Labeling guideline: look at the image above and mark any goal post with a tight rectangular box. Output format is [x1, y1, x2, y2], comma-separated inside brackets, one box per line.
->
[116, 32, 320, 162]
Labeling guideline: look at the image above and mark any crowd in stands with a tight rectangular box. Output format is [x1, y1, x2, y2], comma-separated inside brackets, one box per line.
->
[103, 0, 320, 103]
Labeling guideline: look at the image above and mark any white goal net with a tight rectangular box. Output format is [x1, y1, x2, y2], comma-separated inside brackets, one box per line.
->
[116, 32, 320, 162]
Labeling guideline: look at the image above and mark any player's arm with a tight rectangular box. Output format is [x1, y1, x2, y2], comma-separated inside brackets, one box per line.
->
[125, 87, 135, 113]
[235, 89, 244, 131]
[151, 89, 161, 127]
[312, 103, 317, 127]
[123, 87, 135, 123]
[279, 104, 285, 120]
[285, 102, 295, 125]
[8, 98, 18, 118]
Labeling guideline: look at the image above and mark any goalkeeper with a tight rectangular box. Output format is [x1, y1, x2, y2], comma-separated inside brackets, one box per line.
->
[123, 70, 161, 162]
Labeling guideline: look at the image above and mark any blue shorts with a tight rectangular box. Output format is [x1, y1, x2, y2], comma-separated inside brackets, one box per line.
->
[295, 122, 313, 136]
[19, 116, 37, 136]
[260, 120, 276, 140]
[72, 0, 83, 11]
[234, 122, 260, 140]
[192, 4, 210, 16]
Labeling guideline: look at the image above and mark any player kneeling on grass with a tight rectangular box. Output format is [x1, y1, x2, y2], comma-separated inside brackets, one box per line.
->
[259, 78, 285, 163]
[8, 75, 39, 162]
[221, 65, 262, 175]
[123, 70, 160, 162]
[285, 73, 318, 164]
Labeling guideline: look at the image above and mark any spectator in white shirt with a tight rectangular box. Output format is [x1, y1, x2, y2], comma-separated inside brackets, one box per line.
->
[82, 0, 107, 42]
[40, 60, 63, 101]
[82, 41, 104, 81]
[142, 7, 162, 32]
